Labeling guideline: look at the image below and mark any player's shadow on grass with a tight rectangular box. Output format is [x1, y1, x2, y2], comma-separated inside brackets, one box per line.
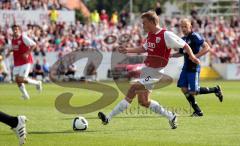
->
[28, 130, 98, 135]
[61, 116, 160, 120]
[0, 127, 175, 136]
[61, 115, 191, 120]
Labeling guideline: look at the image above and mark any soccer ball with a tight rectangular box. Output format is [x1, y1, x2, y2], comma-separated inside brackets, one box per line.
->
[72, 116, 88, 131]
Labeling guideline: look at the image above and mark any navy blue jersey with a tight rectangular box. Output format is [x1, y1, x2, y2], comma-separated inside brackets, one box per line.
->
[179, 32, 204, 72]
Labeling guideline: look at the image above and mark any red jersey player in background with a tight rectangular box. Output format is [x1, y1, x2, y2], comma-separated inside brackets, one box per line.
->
[98, 11, 200, 129]
[7, 24, 42, 100]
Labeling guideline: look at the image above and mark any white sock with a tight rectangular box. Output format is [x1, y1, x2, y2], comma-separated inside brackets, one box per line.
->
[26, 78, 39, 85]
[149, 100, 174, 120]
[19, 84, 29, 97]
[107, 99, 130, 121]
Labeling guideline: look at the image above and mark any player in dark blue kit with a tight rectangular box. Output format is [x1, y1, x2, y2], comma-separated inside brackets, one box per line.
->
[171, 18, 223, 117]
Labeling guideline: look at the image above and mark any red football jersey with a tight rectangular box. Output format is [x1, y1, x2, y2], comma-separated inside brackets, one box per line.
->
[12, 35, 33, 66]
[144, 29, 171, 68]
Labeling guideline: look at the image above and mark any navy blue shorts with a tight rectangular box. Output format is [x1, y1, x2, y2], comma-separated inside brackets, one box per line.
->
[177, 70, 200, 92]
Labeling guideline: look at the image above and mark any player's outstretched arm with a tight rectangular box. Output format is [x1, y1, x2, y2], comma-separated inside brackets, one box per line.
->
[163, 31, 200, 64]
[195, 41, 210, 58]
[118, 46, 146, 54]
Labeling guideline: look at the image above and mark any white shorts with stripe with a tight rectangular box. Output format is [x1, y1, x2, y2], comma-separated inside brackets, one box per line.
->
[132, 66, 164, 90]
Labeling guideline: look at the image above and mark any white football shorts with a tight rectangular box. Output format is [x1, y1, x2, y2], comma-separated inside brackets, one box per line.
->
[13, 63, 31, 78]
[131, 66, 164, 90]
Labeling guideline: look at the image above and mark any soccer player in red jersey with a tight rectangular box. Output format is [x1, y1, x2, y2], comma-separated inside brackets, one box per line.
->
[98, 11, 200, 129]
[7, 25, 42, 100]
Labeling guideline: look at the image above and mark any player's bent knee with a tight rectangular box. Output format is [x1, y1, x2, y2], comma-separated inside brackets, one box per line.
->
[15, 76, 22, 83]
[17, 77, 25, 83]
[131, 84, 138, 89]
[128, 85, 136, 93]
[181, 88, 188, 93]
[138, 101, 150, 108]
[189, 91, 197, 95]
[134, 84, 145, 93]
[129, 84, 140, 93]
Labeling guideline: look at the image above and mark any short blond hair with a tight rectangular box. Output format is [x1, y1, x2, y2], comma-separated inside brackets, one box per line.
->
[180, 18, 192, 26]
[141, 11, 159, 25]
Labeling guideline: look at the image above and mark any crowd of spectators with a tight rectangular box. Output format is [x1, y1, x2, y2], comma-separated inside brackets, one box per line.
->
[0, 8, 142, 57]
[0, 4, 239, 82]
[164, 15, 240, 64]
[0, 0, 63, 10]
[0, 9, 239, 64]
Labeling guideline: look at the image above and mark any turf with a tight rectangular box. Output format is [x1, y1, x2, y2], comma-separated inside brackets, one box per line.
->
[0, 80, 240, 146]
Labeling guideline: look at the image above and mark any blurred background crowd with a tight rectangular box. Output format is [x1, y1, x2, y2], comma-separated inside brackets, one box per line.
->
[0, 0, 239, 82]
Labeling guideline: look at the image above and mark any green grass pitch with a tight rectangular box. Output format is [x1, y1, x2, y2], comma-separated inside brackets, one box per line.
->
[0, 80, 240, 146]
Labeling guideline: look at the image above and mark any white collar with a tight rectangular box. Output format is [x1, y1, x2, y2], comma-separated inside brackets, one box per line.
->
[155, 28, 162, 35]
